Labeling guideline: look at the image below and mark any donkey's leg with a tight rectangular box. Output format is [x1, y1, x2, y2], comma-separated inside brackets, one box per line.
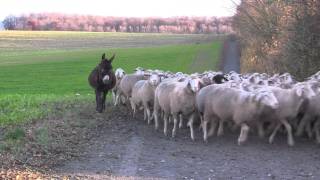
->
[95, 89, 102, 113]
[102, 91, 108, 111]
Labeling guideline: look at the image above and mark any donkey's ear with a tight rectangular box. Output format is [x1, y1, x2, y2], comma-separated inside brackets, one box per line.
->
[102, 53, 106, 60]
[109, 53, 115, 62]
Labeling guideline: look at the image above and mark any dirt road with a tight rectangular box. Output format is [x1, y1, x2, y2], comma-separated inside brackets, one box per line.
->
[54, 105, 320, 180]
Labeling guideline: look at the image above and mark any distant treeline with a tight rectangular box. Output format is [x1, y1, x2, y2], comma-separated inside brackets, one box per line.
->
[2, 13, 233, 34]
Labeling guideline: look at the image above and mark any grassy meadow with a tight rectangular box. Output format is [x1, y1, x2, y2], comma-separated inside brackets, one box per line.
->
[0, 31, 223, 125]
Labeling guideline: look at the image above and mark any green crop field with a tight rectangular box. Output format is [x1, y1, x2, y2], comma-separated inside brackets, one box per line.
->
[0, 31, 223, 125]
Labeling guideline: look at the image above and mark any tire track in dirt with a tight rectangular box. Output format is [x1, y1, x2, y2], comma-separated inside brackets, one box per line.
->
[117, 136, 143, 176]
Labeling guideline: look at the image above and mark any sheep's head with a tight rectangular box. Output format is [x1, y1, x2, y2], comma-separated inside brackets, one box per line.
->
[248, 73, 260, 84]
[148, 74, 161, 86]
[229, 73, 241, 82]
[294, 83, 316, 98]
[279, 73, 294, 84]
[134, 67, 144, 75]
[187, 78, 203, 93]
[254, 90, 279, 109]
[240, 81, 254, 91]
[115, 68, 125, 79]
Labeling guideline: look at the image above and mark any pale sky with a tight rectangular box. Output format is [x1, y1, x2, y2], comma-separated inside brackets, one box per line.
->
[0, 0, 240, 20]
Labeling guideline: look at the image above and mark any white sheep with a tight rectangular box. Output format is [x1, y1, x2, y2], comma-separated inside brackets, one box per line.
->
[130, 74, 161, 123]
[153, 78, 203, 139]
[112, 68, 126, 106]
[196, 84, 279, 145]
[263, 85, 315, 146]
[118, 73, 146, 105]
[295, 81, 320, 139]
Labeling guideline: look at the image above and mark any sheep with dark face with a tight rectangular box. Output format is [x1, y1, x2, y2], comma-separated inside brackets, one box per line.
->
[88, 53, 116, 113]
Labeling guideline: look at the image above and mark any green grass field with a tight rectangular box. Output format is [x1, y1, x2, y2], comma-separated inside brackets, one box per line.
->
[0, 31, 222, 125]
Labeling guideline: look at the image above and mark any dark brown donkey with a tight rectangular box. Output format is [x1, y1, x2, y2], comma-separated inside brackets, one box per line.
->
[88, 53, 116, 113]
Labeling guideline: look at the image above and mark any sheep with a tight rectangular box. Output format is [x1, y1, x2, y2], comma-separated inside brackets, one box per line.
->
[237, 81, 316, 146]
[196, 84, 279, 144]
[118, 73, 147, 105]
[153, 78, 203, 139]
[196, 85, 279, 145]
[112, 68, 126, 106]
[130, 74, 161, 123]
[295, 81, 320, 139]
[261, 85, 315, 146]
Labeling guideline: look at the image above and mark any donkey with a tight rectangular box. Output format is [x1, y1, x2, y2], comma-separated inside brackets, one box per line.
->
[88, 53, 116, 113]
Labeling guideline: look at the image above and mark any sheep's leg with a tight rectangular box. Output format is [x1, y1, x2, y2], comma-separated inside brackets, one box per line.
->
[238, 123, 250, 145]
[187, 114, 195, 141]
[281, 119, 295, 146]
[112, 91, 116, 105]
[203, 114, 210, 143]
[147, 108, 152, 124]
[314, 120, 320, 144]
[257, 121, 265, 138]
[129, 98, 136, 118]
[306, 121, 313, 139]
[295, 114, 311, 137]
[143, 108, 147, 121]
[168, 115, 173, 123]
[163, 113, 169, 136]
[198, 115, 203, 131]
[217, 120, 224, 137]
[203, 120, 209, 143]
[172, 114, 179, 138]
[208, 118, 218, 137]
[269, 123, 281, 144]
[179, 114, 184, 129]
[115, 93, 120, 106]
[154, 111, 159, 130]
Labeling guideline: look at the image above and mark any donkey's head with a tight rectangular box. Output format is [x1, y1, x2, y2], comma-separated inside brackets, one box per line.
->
[98, 53, 115, 84]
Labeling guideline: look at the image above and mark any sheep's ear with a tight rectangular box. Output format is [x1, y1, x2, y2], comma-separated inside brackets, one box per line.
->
[295, 88, 303, 97]
[187, 80, 192, 89]
[102, 53, 106, 60]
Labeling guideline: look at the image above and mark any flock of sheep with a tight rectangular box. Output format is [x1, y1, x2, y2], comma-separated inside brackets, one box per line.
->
[111, 67, 320, 146]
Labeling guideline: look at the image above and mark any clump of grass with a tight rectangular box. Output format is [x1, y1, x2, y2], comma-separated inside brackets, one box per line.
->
[1, 127, 26, 153]
[4, 127, 25, 141]
[34, 127, 50, 147]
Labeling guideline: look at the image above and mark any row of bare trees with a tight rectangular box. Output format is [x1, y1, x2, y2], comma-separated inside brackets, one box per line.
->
[2, 13, 233, 34]
[233, 0, 320, 80]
